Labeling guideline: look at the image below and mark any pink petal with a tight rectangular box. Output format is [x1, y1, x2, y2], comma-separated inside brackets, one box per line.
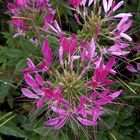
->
[117, 16, 128, 31]
[16, 0, 25, 7]
[70, 0, 82, 8]
[110, 50, 129, 56]
[61, 37, 70, 53]
[80, 0, 87, 6]
[90, 92, 98, 100]
[96, 96, 112, 105]
[126, 65, 137, 72]
[54, 116, 67, 129]
[107, 0, 113, 12]
[27, 58, 36, 68]
[23, 68, 38, 73]
[59, 99, 70, 107]
[77, 117, 96, 126]
[12, 19, 23, 28]
[121, 20, 132, 32]
[33, 87, 44, 95]
[88, 37, 96, 59]
[59, 46, 64, 66]
[44, 117, 60, 126]
[51, 106, 67, 114]
[108, 44, 119, 52]
[101, 79, 113, 85]
[46, 81, 54, 87]
[45, 22, 59, 33]
[44, 88, 53, 98]
[120, 33, 132, 42]
[21, 88, 39, 99]
[71, 55, 81, 60]
[109, 90, 123, 99]
[74, 14, 82, 25]
[98, 69, 108, 81]
[114, 13, 132, 18]
[81, 49, 89, 61]
[24, 73, 38, 87]
[44, 12, 55, 24]
[54, 20, 62, 34]
[42, 38, 52, 67]
[102, 0, 108, 13]
[106, 57, 116, 71]
[35, 74, 43, 86]
[7, 3, 16, 14]
[37, 99, 44, 108]
[69, 35, 77, 53]
[88, 0, 94, 6]
[92, 110, 98, 123]
[113, 1, 124, 12]
[100, 87, 110, 97]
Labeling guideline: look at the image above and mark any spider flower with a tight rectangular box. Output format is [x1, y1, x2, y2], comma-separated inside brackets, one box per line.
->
[21, 36, 122, 129]
[70, 0, 132, 56]
[7, 0, 55, 36]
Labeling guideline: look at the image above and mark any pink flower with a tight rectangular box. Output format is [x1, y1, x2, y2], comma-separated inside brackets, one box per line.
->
[7, 3, 17, 14]
[45, 20, 62, 36]
[44, 11, 55, 26]
[88, 37, 96, 59]
[92, 57, 116, 88]
[14, 0, 28, 7]
[113, 16, 132, 41]
[12, 18, 25, 31]
[21, 87, 45, 108]
[102, 0, 124, 14]
[126, 64, 140, 73]
[70, 0, 83, 8]
[41, 38, 52, 69]
[60, 34, 78, 54]
[81, 38, 96, 61]
[108, 41, 130, 56]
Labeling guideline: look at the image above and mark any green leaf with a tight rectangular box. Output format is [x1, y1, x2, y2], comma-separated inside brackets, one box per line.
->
[33, 126, 49, 136]
[96, 134, 108, 140]
[6, 49, 25, 58]
[0, 122, 26, 138]
[15, 58, 27, 71]
[0, 81, 10, 103]
[0, 112, 16, 127]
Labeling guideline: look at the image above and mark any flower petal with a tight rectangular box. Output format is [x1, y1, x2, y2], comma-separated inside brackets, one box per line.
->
[88, 37, 96, 59]
[77, 117, 96, 126]
[42, 38, 52, 67]
[44, 117, 61, 126]
[96, 96, 112, 105]
[35, 73, 43, 86]
[54, 116, 67, 129]
[109, 90, 123, 99]
[37, 99, 44, 108]
[24, 73, 38, 87]
[113, 1, 124, 12]
[21, 88, 39, 99]
[102, 0, 108, 13]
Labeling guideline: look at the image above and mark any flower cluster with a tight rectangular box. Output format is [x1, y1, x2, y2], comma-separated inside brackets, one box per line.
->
[7, 0, 133, 129]
[72, 0, 132, 56]
[21, 36, 122, 129]
[8, 0, 55, 37]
